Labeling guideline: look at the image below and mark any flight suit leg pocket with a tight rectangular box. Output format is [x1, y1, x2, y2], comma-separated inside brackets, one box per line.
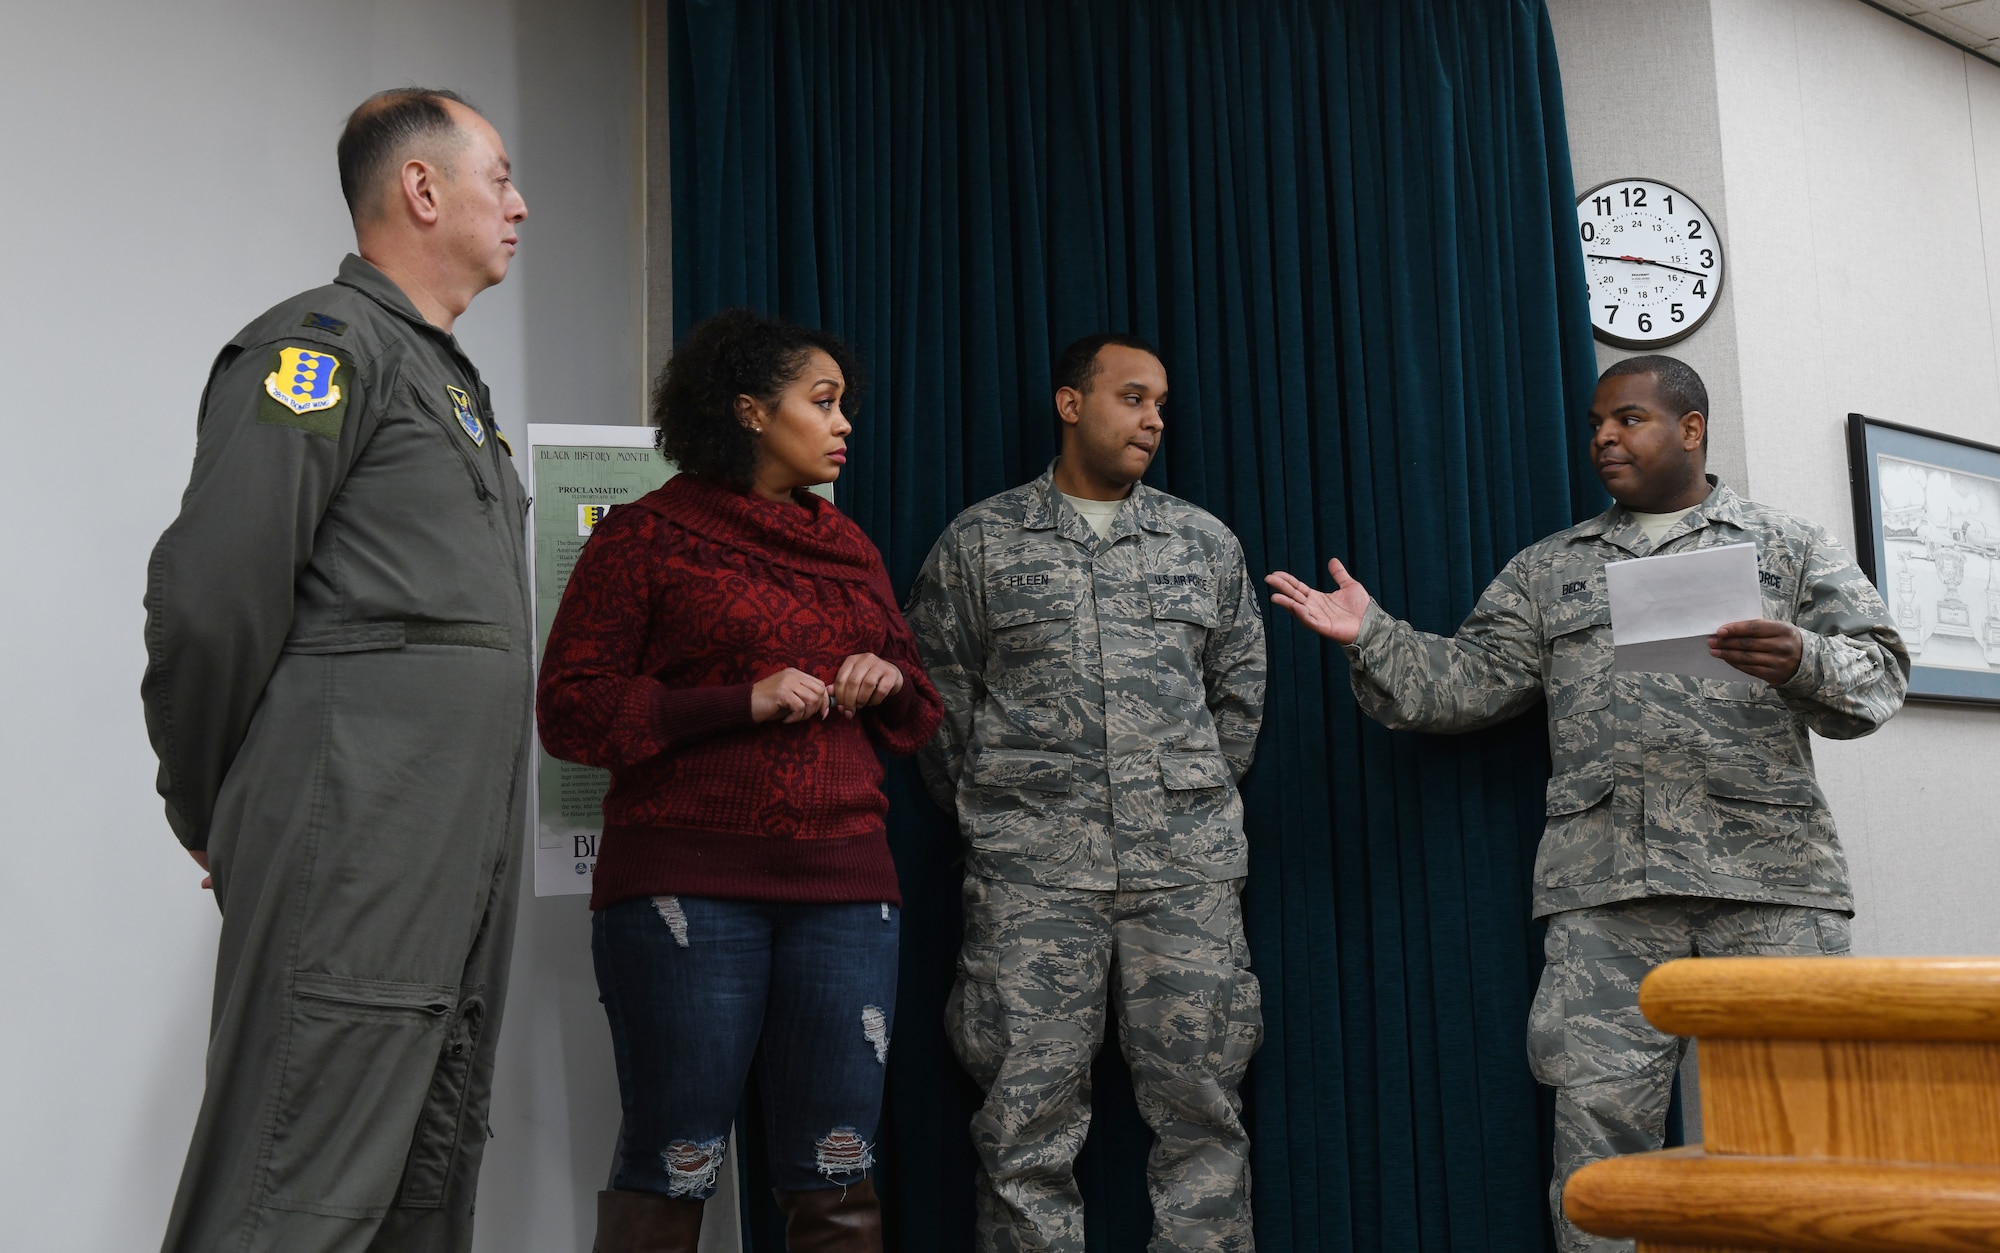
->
[395, 995, 487, 1208]
[259, 972, 456, 1218]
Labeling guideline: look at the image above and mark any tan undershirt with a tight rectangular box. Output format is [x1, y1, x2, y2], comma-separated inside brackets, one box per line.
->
[1062, 492, 1126, 541]
[1630, 505, 1698, 549]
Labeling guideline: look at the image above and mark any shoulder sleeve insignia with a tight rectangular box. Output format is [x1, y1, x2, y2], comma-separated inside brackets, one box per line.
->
[265, 346, 344, 414]
[256, 345, 349, 439]
[446, 385, 486, 447]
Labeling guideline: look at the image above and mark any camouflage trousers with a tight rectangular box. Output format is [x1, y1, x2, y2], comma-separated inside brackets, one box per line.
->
[1529, 897, 1852, 1253]
[946, 875, 1263, 1253]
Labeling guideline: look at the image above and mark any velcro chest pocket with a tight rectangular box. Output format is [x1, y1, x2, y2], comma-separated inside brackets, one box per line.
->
[1147, 577, 1219, 628]
[985, 570, 1080, 696]
[1543, 595, 1612, 717]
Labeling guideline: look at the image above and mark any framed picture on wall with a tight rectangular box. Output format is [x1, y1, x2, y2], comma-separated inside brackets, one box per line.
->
[1846, 413, 2000, 705]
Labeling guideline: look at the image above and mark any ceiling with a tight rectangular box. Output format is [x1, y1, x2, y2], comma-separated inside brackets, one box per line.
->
[1867, 0, 2000, 61]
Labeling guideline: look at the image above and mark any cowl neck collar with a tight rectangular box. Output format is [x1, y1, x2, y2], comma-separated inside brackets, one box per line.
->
[636, 473, 876, 581]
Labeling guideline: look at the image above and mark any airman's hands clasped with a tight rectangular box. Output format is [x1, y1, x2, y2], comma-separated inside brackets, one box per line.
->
[751, 655, 905, 724]
[1264, 559, 1373, 644]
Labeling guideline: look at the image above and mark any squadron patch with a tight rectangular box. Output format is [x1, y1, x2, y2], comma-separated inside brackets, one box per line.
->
[257, 345, 348, 439]
[265, 347, 343, 414]
[446, 385, 485, 447]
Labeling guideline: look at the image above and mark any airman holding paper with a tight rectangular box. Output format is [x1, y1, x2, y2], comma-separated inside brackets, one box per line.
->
[1266, 355, 1908, 1252]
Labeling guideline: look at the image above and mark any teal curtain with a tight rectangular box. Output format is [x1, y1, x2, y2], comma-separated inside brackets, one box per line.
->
[669, 2, 1604, 1248]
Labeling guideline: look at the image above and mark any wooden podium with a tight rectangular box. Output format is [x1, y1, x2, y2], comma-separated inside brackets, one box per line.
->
[1564, 958, 2000, 1252]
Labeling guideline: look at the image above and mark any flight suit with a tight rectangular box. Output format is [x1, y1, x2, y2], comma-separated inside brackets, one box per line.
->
[1338, 478, 1907, 1251]
[143, 255, 533, 1253]
[908, 465, 1267, 1253]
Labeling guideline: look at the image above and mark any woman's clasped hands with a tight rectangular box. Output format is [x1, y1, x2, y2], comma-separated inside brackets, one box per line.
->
[750, 654, 905, 723]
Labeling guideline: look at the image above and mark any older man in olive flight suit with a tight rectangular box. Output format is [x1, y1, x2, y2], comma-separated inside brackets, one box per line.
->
[1268, 355, 1909, 1253]
[909, 334, 1268, 1253]
[143, 89, 530, 1253]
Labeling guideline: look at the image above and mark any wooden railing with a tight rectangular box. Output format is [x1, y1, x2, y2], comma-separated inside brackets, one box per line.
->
[1564, 958, 2000, 1252]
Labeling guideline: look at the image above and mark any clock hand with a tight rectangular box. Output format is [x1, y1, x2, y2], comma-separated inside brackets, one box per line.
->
[1585, 252, 1708, 279]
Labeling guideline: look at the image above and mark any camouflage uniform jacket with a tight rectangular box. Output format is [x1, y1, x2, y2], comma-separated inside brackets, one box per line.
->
[1343, 478, 1908, 918]
[908, 464, 1267, 890]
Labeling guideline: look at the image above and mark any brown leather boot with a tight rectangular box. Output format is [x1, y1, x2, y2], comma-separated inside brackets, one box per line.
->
[773, 1176, 883, 1252]
[592, 1189, 704, 1253]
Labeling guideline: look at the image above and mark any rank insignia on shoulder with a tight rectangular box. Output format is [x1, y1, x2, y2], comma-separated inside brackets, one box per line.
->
[264, 346, 344, 415]
[446, 385, 485, 447]
[301, 311, 348, 335]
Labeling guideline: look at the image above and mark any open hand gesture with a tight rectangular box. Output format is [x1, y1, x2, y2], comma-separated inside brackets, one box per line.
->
[1265, 559, 1373, 644]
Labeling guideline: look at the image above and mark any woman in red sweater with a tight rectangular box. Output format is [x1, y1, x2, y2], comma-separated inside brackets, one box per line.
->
[537, 309, 942, 1253]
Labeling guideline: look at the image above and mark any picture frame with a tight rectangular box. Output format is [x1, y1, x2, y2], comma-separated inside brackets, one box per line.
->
[1846, 413, 2000, 705]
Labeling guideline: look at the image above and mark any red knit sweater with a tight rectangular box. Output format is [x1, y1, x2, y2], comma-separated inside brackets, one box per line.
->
[536, 474, 943, 909]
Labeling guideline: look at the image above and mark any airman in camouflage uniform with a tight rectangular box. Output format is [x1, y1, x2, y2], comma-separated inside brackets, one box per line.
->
[908, 335, 1267, 1253]
[1267, 356, 1907, 1253]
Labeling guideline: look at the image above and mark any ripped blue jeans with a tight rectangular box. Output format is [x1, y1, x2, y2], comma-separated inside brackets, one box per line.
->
[592, 894, 899, 1197]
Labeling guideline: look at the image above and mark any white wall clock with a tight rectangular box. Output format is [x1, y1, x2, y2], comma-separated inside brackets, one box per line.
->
[1576, 177, 1723, 350]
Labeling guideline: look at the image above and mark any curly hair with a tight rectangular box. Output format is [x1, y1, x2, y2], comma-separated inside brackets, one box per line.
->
[653, 309, 865, 488]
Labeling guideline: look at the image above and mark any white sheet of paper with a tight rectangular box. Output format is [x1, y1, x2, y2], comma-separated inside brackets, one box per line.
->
[1605, 541, 1763, 681]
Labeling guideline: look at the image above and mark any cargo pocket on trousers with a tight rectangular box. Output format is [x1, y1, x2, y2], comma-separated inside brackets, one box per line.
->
[259, 972, 456, 1218]
[395, 996, 486, 1209]
[1215, 968, 1264, 1085]
[1814, 911, 1853, 956]
[1525, 960, 1572, 1089]
[945, 944, 1008, 1089]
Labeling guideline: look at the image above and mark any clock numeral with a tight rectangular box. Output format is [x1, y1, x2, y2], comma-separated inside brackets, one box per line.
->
[1665, 194, 1676, 215]
[1580, 221, 1596, 243]
[1693, 278, 1707, 298]
[1670, 303, 1685, 323]
[1603, 304, 1620, 325]
[1622, 186, 1647, 208]
[1637, 313, 1653, 333]
[1688, 220, 1704, 239]
[1593, 195, 1611, 216]
[1700, 248, 1715, 269]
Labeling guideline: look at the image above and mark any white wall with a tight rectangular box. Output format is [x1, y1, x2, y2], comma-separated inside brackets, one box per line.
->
[0, 2, 645, 1249]
[1546, 0, 1752, 495]
[1551, 0, 2000, 959]
[1713, 0, 2000, 956]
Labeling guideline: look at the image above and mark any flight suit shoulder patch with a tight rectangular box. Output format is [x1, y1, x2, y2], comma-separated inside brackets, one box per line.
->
[257, 344, 349, 440]
[301, 311, 348, 335]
